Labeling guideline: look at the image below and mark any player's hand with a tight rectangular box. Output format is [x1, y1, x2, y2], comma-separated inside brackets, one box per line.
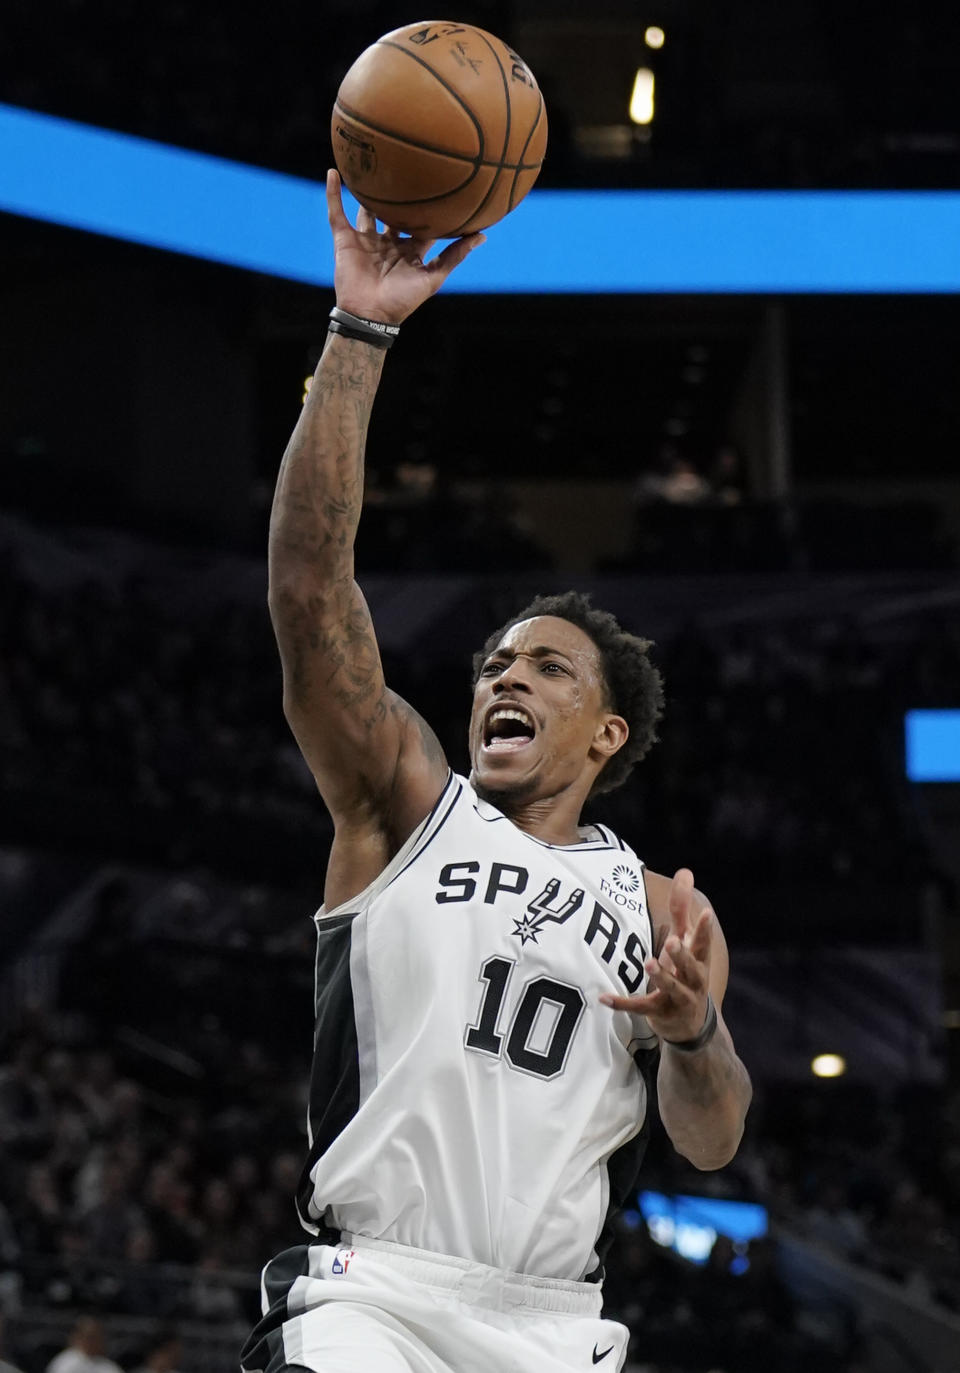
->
[600, 868, 714, 1044]
[326, 169, 485, 325]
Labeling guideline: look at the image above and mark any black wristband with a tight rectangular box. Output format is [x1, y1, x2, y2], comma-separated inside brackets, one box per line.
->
[328, 306, 400, 351]
[664, 995, 718, 1054]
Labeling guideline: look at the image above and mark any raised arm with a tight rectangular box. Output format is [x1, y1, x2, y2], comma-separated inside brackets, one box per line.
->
[269, 173, 484, 902]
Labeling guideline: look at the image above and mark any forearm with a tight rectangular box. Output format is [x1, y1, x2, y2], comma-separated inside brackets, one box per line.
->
[268, 332, 385, 596]
[657, 1022, 752, 1170]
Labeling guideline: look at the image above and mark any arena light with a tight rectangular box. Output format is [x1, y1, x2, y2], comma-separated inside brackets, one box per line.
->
[645, 26, 666, 49]
[811, 1054, 846, 1078]
[905, 710, 960, 781]
[629, 68, 656, 125]
[5, 103, 960, 293]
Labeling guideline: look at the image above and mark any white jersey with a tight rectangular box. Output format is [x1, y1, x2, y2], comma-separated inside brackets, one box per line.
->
[296, 772, 659, 1283]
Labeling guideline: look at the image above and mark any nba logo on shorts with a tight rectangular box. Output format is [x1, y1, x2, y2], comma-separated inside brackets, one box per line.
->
[331, 1248, 356, 1276]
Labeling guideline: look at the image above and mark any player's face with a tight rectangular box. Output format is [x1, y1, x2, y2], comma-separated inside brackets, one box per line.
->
[469, 616, 616, 802]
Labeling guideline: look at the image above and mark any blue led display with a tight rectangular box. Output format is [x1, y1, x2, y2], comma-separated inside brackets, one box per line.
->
[633, 1191, 768, 1266]
[905, 710, 960, 782]
[4, 102, 960, 292]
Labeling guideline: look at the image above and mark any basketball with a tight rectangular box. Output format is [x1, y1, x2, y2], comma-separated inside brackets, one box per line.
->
[331, 21, 548, 239]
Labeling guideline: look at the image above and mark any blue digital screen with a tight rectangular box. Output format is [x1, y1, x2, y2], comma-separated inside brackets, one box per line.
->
[635, 1191, 768, 1265]
[4, 101, 960, 293]
[905, 710, 960, 781]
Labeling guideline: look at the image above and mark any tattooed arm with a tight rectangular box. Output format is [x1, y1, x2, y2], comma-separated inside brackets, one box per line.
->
[269, 173, 484, 906]
[601, 869, 751, 1170]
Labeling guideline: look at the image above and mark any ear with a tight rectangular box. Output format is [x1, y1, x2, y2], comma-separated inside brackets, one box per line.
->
[591, 713, 629, 760]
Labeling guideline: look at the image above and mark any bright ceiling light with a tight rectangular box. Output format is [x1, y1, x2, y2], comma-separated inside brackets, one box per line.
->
[811, 1053, 847, 1078]
[629, 68, 655, 125]
[645, 26, 665, 49]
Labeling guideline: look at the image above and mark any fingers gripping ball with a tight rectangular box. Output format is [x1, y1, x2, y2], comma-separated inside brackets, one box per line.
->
[332, 20, 547, 239]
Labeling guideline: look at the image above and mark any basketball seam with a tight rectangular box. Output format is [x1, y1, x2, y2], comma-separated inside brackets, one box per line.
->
[333, 100, 539, 174]
[449, 30, 512, 237]
[376, 38, 486, 163]
[337, 96, 483, 192]
[336, 102, 530, 213]
[509, 92, 544, 212]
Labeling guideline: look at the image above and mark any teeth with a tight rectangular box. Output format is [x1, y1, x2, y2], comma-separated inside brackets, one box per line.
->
[484, 706, 535, 750]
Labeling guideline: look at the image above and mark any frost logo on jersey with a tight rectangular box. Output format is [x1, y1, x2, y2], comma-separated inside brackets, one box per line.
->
[611, 865, 640, 893]
[600, 865, 643, 913]
[511, 879, 585, 946]
[331, 1248, 356, 1276]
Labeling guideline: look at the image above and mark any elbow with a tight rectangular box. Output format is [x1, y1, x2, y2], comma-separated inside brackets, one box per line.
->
[665, 1087, 752, 1171]
[681, 1124, 745, 1172]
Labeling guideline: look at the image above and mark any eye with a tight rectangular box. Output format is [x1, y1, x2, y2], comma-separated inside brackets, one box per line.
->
[479, 660, 503, 676]
[541, 661, 567, 674]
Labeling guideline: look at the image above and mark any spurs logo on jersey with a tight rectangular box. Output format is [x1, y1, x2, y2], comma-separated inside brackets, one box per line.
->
[510, 880, 584, 945]
[297, 773, 659, 1284]
[434, 859, 650, 990]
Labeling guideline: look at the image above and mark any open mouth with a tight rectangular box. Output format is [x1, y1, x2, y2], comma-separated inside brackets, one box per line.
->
[483, 705, 537, 753]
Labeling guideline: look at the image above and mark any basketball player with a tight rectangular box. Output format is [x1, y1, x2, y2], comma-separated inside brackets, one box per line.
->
[240, 172, 752, 1373]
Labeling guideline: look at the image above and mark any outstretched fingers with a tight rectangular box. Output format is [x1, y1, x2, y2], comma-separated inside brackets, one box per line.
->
[668, 867, 695, 940]
[355, 205, 378, 234]
[599, 986, 665, 1015]
[427, 232, 486, 282]
[325, 168, 352, 234]
[661, 922, 711, 986]
[688, 906, 714, 963]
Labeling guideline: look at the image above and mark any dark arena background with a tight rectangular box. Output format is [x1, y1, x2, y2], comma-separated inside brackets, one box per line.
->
[2, 3, 960, 1371]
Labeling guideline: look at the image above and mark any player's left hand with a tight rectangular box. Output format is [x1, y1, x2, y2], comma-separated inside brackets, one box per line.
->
[600, 868, 714, 1044]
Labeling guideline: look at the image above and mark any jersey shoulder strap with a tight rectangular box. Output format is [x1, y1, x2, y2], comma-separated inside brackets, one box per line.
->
[317, 771, 463, 923]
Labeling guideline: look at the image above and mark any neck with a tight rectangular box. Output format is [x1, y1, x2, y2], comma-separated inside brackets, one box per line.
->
[472, 776, 591, 845]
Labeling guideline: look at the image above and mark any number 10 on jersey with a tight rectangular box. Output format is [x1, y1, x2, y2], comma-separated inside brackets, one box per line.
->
[464, 955, 586, 1080]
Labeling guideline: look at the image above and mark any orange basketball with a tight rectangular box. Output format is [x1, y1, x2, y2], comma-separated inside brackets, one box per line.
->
[331, 20, 547, 239]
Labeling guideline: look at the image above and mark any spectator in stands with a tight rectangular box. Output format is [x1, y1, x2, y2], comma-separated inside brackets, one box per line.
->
[634, 442, 713, 506]
[187, 1250, 244, 1322]
[82, 1158, 144, 1260]
[45, 1318, 124, 1373]
[13, 1163, 61, 1255]
[0, 1037, 53, 1155]
[0, 1200, 21, 1309]
[142, 1161, 201, 1265]
[114, 1229, 173, 1319]
[708, 443, 748, 506]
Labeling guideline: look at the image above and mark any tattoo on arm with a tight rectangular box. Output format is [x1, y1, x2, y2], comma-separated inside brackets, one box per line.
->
[270, 338, 386, 575]
[267, 336, 448, 817]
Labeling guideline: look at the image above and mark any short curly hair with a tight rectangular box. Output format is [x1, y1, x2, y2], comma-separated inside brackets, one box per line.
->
[472, 590, 664, 796]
